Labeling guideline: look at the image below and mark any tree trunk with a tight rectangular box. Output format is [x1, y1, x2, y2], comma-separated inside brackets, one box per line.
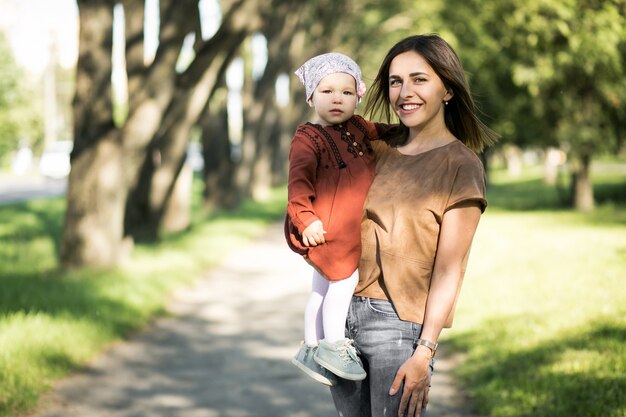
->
[572, 153, 594, 211]
[162, 161, 193, 233]
[125, 3, 261, 241]
[543, 147, 566, 185]
[503, 144, 523, 177]
[201, 88, 238, 210]
[60, 0, 131, 268]
[237, 0, 309, 200]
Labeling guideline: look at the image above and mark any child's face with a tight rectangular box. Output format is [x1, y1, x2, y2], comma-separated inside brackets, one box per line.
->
[309, 72, 359, 126]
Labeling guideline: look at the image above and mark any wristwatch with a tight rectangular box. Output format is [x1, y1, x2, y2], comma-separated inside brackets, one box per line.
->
[416, 338, 438, 357]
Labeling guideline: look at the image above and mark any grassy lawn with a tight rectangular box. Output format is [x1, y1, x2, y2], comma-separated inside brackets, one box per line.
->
[0, 186, 287, 417]
[446, 161, 626, 417]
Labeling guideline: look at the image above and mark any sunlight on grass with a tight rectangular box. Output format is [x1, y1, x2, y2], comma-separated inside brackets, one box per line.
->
[445, 160, 626, 417]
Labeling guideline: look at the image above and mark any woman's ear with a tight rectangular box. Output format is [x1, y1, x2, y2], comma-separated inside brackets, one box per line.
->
[444, 89, 454, 102]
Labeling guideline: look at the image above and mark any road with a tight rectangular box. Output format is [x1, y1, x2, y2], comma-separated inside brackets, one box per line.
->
[0, 172, 66, 205]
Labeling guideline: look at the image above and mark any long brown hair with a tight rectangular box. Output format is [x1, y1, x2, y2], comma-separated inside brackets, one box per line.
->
[365, 34, 499, 152]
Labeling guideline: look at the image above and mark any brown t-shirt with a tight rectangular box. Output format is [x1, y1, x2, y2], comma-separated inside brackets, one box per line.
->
[356, 139, 487, 327]
[284, 115, 392, 280]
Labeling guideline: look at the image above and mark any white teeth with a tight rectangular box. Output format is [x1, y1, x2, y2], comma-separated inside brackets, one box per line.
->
[401, 104, 420, 110]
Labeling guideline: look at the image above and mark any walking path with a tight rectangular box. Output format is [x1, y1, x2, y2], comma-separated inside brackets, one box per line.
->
[26, 222, 476, 417]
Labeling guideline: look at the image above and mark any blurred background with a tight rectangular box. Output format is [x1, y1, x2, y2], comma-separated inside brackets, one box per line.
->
[0, 1, 624, 417]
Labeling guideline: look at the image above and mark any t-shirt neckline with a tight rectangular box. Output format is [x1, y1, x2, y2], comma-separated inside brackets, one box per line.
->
[392, 139, 458, 157]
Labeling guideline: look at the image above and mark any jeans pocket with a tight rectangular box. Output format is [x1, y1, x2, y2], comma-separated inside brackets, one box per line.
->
[365, 298, 398, 317]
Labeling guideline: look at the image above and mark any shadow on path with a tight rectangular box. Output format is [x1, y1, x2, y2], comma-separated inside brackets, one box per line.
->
[26, 223, 476, 417]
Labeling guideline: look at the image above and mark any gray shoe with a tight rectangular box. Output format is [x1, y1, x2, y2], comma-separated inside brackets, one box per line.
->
[291, 343, 337, 386]
[314, 338, 367, 381]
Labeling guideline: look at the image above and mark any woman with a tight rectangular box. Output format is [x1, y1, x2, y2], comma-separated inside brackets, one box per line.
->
[330, 34, 498, 417]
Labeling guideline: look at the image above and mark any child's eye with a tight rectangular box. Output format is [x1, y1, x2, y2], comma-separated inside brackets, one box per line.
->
[343, 91, 354, 96]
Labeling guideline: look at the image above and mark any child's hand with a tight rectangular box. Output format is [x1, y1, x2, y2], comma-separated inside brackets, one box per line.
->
[302, 220, 326, 247]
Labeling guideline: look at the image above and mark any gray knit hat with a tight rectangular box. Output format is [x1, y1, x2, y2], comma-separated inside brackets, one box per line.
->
[295, 52, 366, 101]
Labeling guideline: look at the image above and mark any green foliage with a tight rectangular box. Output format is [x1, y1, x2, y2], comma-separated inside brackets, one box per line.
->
[452, 0, 625, 157]
[0, 33, 23, 162]
[445, 160, 626, 417]
[0, 33, 44, 165]
[0, 189, 286, 417]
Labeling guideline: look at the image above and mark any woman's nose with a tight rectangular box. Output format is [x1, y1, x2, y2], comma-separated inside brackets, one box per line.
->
[400, 82, 413, 98]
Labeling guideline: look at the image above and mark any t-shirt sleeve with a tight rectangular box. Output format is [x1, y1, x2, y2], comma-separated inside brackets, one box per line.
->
[445, 155, 488, 213]
[286, 129, 321, 232]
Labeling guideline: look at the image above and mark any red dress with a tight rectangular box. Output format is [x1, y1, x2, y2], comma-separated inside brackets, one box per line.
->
[284, 115, 391, 281]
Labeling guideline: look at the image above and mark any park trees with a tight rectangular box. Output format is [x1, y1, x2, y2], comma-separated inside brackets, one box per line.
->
[61, 0, 270, 267]
[442, 0, 626, 210]
[61, 0, 356, 268]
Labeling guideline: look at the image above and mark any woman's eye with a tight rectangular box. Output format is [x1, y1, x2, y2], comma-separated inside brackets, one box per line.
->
[389, 79, 401, 87]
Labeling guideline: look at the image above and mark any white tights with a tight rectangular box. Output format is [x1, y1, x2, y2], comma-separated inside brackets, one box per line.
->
[303, 268, 358, 347]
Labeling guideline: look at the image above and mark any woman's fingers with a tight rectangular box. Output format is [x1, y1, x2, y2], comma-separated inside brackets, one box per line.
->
[422, 386, 430, 409]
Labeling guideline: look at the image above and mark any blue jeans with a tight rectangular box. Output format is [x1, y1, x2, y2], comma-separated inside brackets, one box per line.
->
[330, 296, 435, 417]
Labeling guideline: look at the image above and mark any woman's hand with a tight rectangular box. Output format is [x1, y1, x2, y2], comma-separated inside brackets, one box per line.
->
[302, 220, 326, 247]
[389, 347, 432, 417]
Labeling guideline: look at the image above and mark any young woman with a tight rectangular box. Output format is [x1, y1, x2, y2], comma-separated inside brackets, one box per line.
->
[330, 34, 498, 417]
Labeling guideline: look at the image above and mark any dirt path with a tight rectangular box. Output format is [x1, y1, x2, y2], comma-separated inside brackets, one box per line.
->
[27, 222, 477, 417]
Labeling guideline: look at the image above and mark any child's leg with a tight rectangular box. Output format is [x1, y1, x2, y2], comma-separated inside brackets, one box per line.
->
[322, 269, 358, 343]
[304, 269, 330, 346]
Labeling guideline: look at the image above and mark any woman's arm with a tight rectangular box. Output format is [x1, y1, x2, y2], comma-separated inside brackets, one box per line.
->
[390, 202, 482, 417]
[419, 202, 482, 348]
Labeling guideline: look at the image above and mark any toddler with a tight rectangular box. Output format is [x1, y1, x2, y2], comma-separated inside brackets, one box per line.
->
[285, 52, 391, 386]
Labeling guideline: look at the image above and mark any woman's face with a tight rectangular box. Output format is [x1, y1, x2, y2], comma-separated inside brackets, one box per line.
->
[309, 72, 359, 126]
[388, 51, 452, 134]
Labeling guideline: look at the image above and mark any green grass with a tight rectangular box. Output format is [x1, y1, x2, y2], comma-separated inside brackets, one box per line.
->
[0, 186, 287, 417]
[445, 161, 626, 417]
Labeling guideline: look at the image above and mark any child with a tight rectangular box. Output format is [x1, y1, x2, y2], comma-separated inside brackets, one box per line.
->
[284, 52, 392, 386]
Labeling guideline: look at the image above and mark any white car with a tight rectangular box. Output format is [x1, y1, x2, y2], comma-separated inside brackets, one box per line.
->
[39, 140, 73, 178]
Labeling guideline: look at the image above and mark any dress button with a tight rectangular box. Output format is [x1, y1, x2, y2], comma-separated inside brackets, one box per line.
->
[358, 151, 364, 156]
[346, 132, 351, 136]
[353, 142, 358, 146]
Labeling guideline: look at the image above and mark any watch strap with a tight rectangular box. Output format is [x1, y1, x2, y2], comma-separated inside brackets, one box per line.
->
[416, 338, 438, 357]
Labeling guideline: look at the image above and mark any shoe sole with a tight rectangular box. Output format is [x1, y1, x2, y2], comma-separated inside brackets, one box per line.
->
[291, 357, 337, 386]
[313, 355, 367, 381]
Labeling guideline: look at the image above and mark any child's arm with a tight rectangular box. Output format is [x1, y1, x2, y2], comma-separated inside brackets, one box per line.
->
[286, 129, 322, 241]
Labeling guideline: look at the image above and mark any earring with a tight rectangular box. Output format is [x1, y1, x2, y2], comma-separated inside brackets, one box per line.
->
[444, 101, 449, 106]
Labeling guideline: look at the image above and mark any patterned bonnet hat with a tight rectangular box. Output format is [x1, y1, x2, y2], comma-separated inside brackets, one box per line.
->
[295, 52, 366, 101]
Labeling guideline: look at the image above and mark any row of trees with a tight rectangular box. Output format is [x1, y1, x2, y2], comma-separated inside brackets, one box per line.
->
[63, 0, 625, 269]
